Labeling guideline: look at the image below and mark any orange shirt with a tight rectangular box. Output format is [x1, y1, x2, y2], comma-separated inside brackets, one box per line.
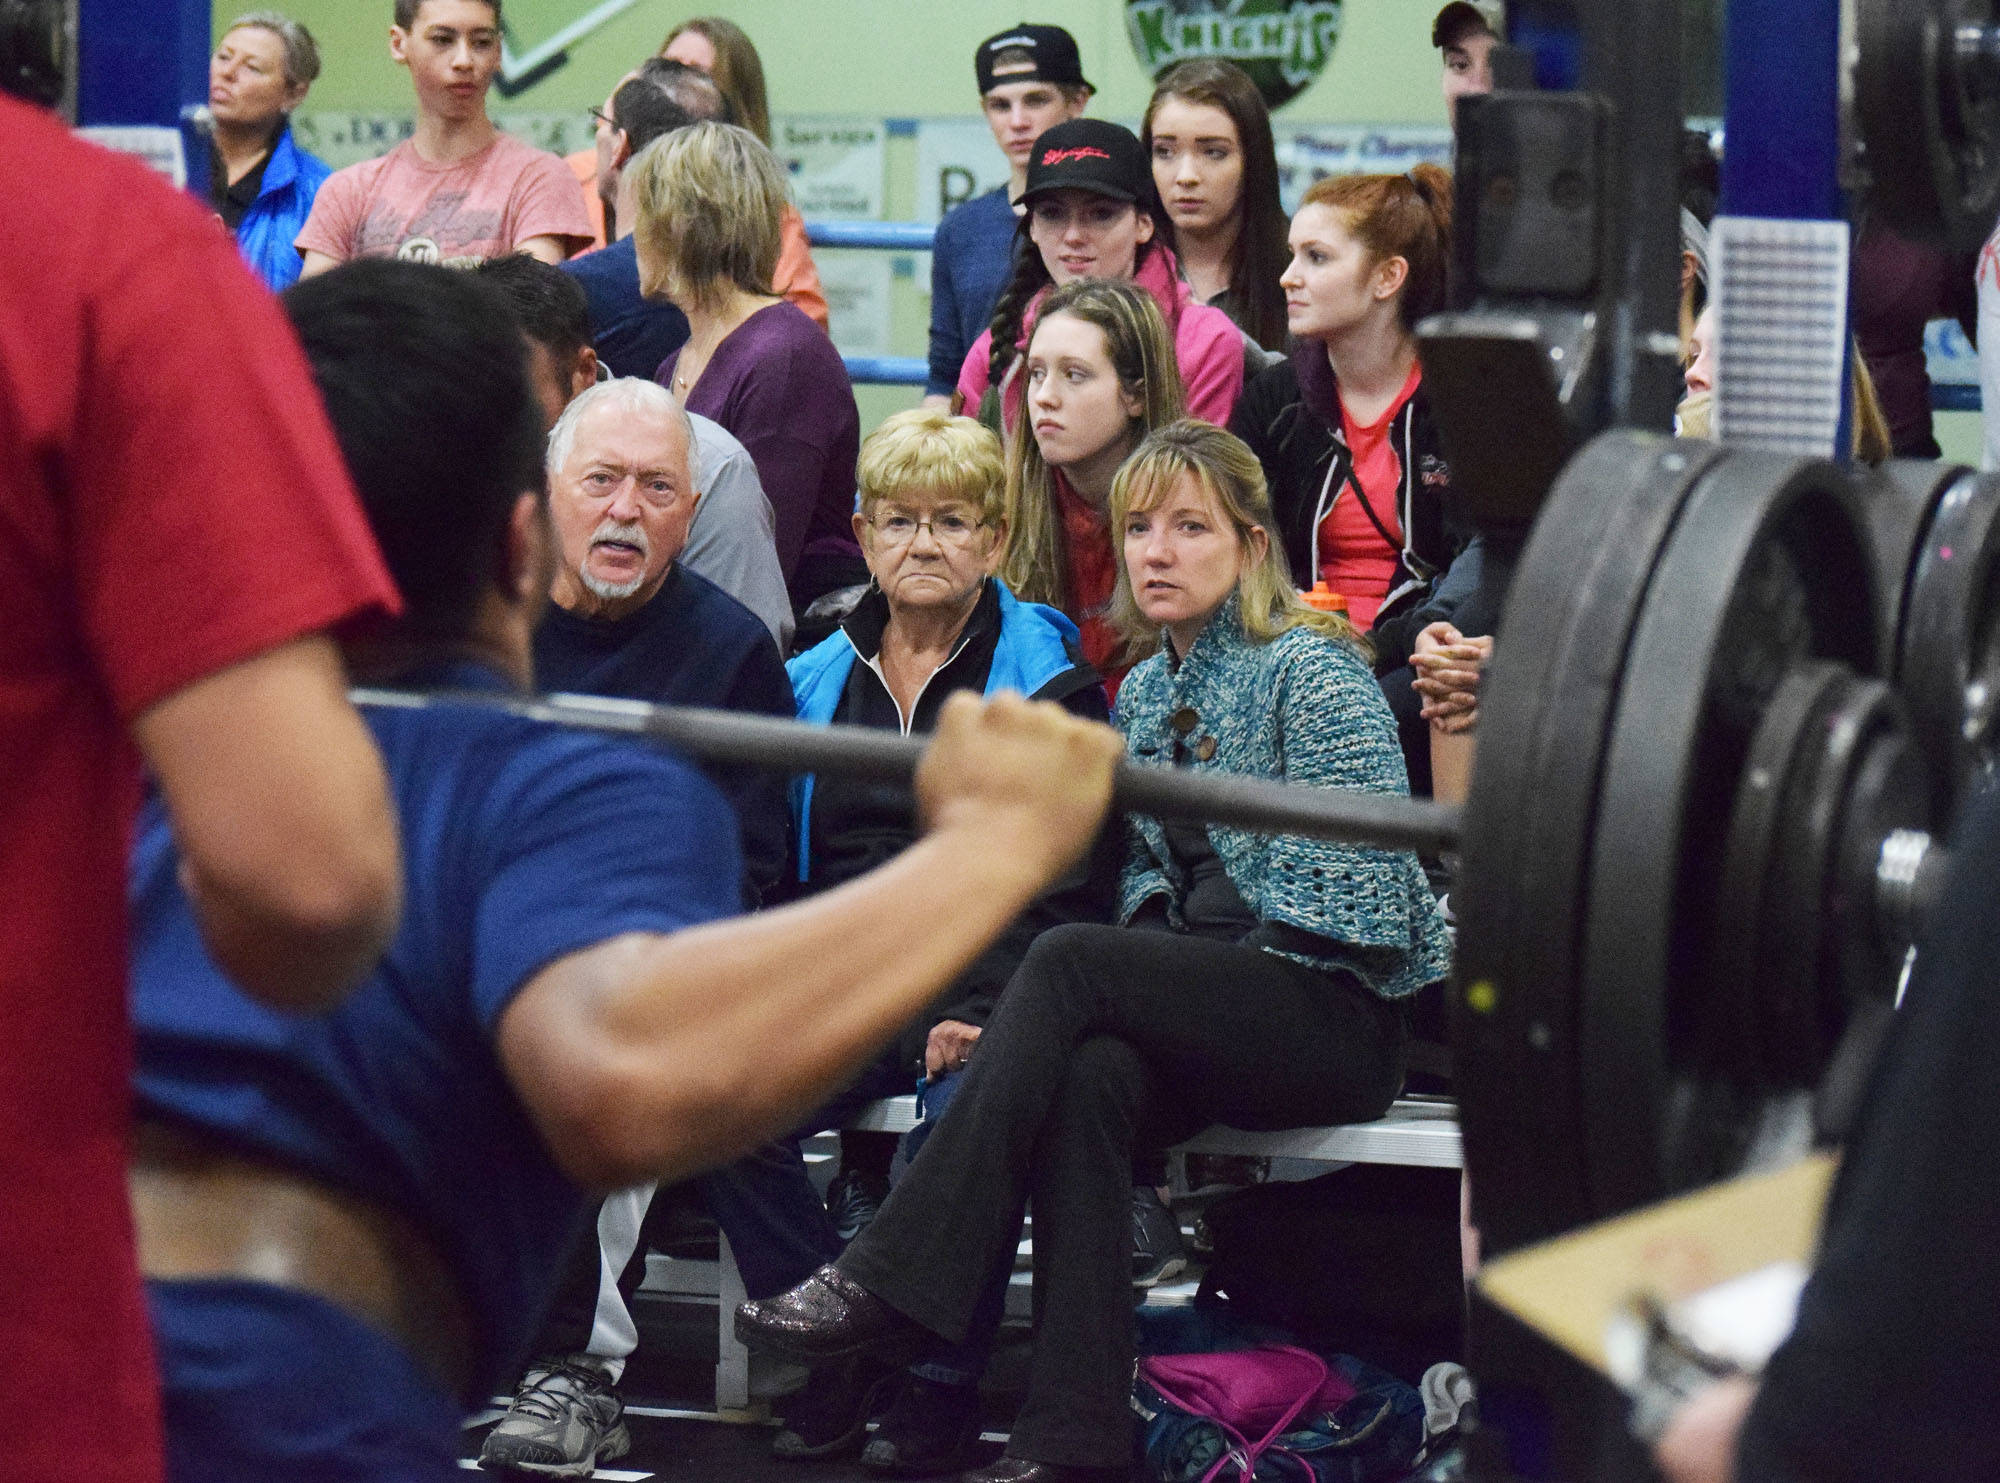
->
[1317, 362, 1420, 631]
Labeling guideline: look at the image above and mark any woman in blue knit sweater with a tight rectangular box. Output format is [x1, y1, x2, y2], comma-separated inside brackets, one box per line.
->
[738, 420, 1451, 1483]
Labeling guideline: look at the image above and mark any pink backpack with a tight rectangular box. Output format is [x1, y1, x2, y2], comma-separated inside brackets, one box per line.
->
[1136, 1344, 1359, 1482]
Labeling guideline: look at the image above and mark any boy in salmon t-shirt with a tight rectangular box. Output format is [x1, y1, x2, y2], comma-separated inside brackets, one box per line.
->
[297, 0, 592, 275]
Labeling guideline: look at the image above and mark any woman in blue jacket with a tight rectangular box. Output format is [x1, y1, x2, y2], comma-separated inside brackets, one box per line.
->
[740, 420, 1452, 1483]
[206, 13, 330, 292]
[727, 408, 1114, 1464]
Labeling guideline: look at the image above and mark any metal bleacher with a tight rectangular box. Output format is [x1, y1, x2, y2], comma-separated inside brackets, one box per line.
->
[640, 1093, 1462, 1414]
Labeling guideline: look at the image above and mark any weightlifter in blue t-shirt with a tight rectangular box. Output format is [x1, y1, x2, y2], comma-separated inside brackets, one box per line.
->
[126, 258, 1123, 1483]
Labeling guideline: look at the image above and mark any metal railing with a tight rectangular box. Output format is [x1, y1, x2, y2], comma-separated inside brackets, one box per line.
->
[803, 219, 1989, 412]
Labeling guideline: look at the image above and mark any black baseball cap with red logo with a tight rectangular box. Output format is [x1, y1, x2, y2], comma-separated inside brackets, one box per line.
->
[1020, 119, 1150, 207]
[975, 23, 1092, 95]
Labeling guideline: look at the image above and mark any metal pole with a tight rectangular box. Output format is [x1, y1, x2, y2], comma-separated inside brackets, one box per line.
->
[350, 688, 1465, 857]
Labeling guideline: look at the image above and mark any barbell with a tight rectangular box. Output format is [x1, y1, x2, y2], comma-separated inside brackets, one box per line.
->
[352, 433, 1997, 1259]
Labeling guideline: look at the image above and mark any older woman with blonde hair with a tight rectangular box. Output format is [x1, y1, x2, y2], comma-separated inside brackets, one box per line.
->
[714, 408, 1114, 1465]
[741, 419, 1452, 1483]
[630, 121, 860, 613]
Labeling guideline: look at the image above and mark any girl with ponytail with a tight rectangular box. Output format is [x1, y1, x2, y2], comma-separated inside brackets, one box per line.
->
[1228, 163, 1469, 654]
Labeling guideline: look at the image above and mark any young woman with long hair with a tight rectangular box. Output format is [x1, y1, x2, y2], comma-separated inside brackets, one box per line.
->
[1143, 57, 1291, 351]
[738, 419, 1450, 1483]
[660, 15, 769, 144]
[1000, 278, 1185, 678]
[956, 118, 1245, 432]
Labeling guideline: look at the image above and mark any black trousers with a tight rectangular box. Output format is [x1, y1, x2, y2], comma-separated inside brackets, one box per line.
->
[838, 923, 1406, 1468]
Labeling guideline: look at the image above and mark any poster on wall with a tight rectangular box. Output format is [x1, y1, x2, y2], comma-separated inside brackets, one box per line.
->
[292, 112, 591, 171]
[776, 117, 885, 221]
[1275, 126, 1453, 212]
[914, 118, 1011, 226]
[818, 254, 894, 355]
[1126, 0, 1346, 107]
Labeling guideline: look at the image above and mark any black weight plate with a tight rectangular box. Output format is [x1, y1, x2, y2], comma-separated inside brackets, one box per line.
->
[1697, 661, 1849, 1088]
[1854, 459, 1970, 676]
[1758, 674, 1905, 1086]
[1899, 469, 2000, 813]
[1454, 431, 1723, 1257]
[1580, 449, 1875, 1218]
[1854, 0, 2000, 250]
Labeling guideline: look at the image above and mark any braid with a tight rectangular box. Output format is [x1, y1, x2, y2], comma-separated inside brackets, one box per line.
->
[984, 242, 1054, 390]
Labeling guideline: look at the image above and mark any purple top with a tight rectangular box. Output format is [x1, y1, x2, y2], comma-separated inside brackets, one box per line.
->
[657, 302, 861, 590]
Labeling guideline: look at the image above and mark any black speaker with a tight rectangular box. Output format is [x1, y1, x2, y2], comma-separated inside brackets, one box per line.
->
[1453, 91, 1608, 301]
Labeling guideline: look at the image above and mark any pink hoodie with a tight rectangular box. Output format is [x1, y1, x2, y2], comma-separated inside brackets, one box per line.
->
[954, 241, 1247, 433]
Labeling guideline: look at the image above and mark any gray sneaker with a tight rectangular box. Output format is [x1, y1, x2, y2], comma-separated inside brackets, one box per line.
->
[478, 1355, 631, 1477]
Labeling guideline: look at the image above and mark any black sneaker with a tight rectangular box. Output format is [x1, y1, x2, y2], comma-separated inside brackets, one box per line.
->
[826, 1166, 890, 1244]
[859, 1373, 984, 1476]
[1131, 1186, 1189, 1287]
[771, 1358, 898, 1460]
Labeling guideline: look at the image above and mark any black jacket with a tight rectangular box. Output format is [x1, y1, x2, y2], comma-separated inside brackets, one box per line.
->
[1229, 343, 1466, 670]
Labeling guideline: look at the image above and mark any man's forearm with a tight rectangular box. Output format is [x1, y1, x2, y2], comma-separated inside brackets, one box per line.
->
[525, 818, 1057, 1188]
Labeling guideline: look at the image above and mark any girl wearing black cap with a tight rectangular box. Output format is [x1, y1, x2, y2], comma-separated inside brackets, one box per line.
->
[954, 117, 1246, 434]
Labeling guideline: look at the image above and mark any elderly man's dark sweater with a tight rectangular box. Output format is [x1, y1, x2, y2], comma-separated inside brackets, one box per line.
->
[534, 563, 793, 904]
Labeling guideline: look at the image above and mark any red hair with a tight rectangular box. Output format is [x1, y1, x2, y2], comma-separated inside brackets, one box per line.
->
[1300, 163, 1453, 330]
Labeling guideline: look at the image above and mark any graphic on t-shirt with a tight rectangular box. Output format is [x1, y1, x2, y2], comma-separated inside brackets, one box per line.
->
[361, 189, 505, 264]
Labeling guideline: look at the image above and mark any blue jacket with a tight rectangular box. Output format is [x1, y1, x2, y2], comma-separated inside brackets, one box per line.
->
[233, 125, 330, 293]
[1115, 596, 1452, 1000]
[787, 580, 1085, 882]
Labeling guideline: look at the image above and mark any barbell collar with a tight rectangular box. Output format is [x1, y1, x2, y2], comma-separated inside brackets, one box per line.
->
[350, 687, 1465, 856]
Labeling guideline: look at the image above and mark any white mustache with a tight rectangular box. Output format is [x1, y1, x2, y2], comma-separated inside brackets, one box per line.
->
[590, 519, 649, 559]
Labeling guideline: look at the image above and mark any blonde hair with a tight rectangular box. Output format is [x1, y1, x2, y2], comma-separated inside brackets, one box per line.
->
[661, 16, 770, 145]
[1108, 420, 1366, 663]
[856, 409, 1006, 526]
[1001, 280, 1186, 611]
[628, 122, 785, 314]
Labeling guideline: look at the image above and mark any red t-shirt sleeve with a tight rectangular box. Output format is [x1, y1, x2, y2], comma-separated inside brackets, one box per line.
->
[69, 175, 398, 721]
[509, 150, 595, 251]
[293, 160, 365, 262]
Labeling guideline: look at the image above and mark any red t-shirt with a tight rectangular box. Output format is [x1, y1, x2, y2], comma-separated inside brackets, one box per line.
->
[1055, 471, 1127, 695]
[0, 98, 397, 1482]
[1317, 362, 1421, 631]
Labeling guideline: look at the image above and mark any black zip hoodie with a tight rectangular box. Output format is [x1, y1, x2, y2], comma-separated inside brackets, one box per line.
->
[1229, 341, 1467, 670]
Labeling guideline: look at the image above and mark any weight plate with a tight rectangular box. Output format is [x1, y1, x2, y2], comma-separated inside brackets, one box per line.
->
[1853, 0, 2000, 250]
[1898, 469, 2000, 812]
[1581, 449, 1876, 1218]
[1855, 459, 1969, 676]
[1454, 431, 1723, 1256]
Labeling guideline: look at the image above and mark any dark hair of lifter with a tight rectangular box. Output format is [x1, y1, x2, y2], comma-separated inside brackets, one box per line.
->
[1142, 58, 1291, 351]
[1299, 163, 1454, 332]
[284, 259, 543, 640]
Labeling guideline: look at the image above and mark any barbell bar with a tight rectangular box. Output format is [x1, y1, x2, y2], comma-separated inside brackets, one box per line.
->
[348, 680, 1950, 947]
[349, 686, 1467, 857]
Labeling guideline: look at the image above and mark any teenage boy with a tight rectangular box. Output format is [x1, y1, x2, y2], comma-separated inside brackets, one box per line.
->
[924, 23, 1091, 406]
[1434, 1, 1502, 123]
[297, 0, 592, 274]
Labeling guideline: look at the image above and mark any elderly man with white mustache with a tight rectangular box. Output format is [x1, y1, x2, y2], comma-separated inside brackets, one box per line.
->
[534, 376, 793, 905]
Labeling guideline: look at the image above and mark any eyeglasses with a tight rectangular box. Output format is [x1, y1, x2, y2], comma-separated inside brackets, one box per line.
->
[589, 105, 616, 131]
[867, 511, 987, 547]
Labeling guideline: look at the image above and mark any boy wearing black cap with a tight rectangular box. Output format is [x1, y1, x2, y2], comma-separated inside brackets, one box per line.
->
[1434, 0, 1502, 122]
[925, 23, 1092, 406]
